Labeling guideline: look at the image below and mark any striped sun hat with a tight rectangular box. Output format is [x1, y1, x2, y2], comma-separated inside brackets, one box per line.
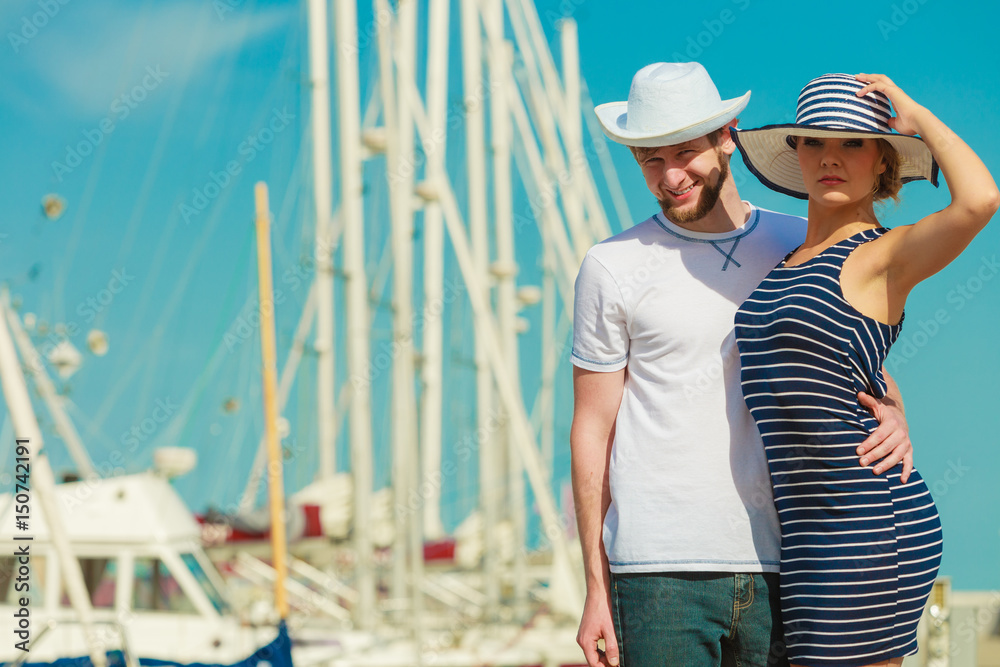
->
[731, 73, 938, 199]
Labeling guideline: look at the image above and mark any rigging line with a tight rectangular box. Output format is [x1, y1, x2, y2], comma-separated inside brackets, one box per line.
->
[528, 309, 571, 429]
[580, 80, 633, 232]
[89, 67, 295, 436]
[101, 16, 236, 328]
[144, 229, 256, 454]
[114, 5, 300, 378]
[273, 131, 307, 272]
[116, 27, 291, 355]
[192, 5, 250, 147]
[213, 339, 258, 507]
[53, 1, 208, 324]
[49, 0, 156, 320]
[62, 399, 122, 465]
[87, 167, 258, 435]
[169, 229, 256, 451]
[125, 83, 208, 417]
[49, 139, 112, 323]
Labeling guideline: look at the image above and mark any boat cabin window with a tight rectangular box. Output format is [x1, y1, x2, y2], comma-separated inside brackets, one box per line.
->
[133, 558, 196, 613]
[0, 555, 46, 605]
[58, 558, 117, 608]
[181, 552, 229, 614]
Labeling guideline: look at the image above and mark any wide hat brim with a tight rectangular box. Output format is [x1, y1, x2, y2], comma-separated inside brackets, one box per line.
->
[731, 125, 939, 200]
[595, 91, 751, 148]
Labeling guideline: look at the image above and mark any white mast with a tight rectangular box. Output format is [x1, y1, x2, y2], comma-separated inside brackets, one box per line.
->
[333, 0, 376, 629]
[460, 0, 500, 620]
[0, 292, 107, 667]
[419, 0, 450, 545]
[376, 0, 422, 621]
[435, 184, 584, 615]
[6, 309, 97, 480]
[306, 0, 337, 481]
[484, 0, 529, 614]
[395, 0, 425, 642]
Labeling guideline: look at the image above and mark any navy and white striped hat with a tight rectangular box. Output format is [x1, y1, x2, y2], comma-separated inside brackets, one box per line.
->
[732, 73, 938, 199]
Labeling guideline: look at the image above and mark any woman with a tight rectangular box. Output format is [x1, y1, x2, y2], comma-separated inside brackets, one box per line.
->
[730, 72, 999, 667]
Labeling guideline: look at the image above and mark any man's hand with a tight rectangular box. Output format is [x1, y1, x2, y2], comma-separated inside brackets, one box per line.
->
[857, 390, 913, 483]
[577, 589, 620, 667]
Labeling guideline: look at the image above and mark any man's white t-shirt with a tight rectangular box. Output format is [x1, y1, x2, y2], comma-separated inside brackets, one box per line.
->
[571, 203, 804, 574]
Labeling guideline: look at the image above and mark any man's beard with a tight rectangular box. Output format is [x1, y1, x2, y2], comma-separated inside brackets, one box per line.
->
[657, 150, 729, 224]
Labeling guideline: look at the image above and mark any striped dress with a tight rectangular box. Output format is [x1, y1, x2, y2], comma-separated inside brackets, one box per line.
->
[734, 228, 942, 666]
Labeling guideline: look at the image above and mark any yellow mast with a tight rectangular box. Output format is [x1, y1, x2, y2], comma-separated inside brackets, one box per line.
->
[254, 182, 289, 619]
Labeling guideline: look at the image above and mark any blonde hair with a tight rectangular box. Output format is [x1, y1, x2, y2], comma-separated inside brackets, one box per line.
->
[874, 139, 902, 204]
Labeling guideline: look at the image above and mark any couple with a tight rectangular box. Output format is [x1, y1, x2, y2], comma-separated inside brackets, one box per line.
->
[570, 63, 998, 667]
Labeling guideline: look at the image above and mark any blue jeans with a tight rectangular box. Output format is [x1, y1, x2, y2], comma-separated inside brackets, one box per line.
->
[610, 571, 788, 667]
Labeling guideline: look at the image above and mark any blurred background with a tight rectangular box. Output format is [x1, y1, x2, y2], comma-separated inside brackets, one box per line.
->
[0, 0, 997, 665]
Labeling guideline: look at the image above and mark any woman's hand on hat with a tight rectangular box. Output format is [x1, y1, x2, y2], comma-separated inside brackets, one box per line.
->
[855, 73, 928, 137]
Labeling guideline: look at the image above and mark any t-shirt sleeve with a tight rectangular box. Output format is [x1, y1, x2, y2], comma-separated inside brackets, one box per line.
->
[571, 252, 629, 372]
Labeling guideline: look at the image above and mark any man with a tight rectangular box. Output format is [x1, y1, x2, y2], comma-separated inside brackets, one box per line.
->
[571, 62, 914, 667]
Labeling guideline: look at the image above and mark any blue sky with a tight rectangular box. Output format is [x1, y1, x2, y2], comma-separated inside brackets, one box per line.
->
[1, 0, 997, 589]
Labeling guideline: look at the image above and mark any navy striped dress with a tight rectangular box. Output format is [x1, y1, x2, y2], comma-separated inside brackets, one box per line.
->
[734, 228, 943, 667]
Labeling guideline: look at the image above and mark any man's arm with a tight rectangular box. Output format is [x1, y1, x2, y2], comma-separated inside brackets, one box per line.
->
[857, 370, 913, 483]
[572, 366, 625, 667]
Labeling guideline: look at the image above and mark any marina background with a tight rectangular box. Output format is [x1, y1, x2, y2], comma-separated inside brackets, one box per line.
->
[0, 0, 996, 607]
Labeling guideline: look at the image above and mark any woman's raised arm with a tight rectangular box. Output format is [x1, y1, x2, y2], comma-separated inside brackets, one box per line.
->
[858, 73, 999, 295]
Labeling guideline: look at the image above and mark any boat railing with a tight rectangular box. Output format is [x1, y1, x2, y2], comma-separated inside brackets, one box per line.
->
[234, 552, 352, 623]
[8, 619, 140, 667]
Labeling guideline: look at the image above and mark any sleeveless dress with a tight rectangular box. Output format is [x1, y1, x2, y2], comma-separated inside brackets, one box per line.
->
[734, 228, 943, 667]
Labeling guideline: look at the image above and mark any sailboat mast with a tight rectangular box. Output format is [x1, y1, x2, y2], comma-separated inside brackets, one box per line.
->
[419, 0, 450, 546]
[375, 0, 419, 612]
[0, 292, 107, 667]
[332, 0, 376, 629]
[460, 0, 500, 620]
[6, 309, 97, 480]
[253, 183, 290, 620]
[306, 0, 337, 481]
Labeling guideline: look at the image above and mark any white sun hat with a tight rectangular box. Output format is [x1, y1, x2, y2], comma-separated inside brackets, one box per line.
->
[595, 62, 751, 148]
[731, 73, 939, 199]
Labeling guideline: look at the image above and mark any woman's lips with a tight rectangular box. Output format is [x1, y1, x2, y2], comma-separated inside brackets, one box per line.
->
[819, 176, 845, 186]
